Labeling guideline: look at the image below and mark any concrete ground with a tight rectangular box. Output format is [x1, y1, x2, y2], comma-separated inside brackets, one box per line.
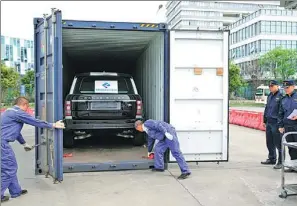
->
[63, 134, 148, 163]
[4, 125, 297, 206]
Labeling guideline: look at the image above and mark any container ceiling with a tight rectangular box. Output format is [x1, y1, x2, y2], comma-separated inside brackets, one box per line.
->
[62, 29, 158, 60]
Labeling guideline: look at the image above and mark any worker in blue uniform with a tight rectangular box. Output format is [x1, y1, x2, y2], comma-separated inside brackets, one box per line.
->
[278, 80, 297, 173]
[135, 119, 191, 179]
[261, 80, 283, 169]
[1, 97, 65, 202]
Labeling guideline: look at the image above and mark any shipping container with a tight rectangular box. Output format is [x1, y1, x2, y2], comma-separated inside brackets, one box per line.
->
[34, 9, 229, 183]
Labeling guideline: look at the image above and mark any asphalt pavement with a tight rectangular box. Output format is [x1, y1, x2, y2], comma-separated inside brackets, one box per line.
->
[3, 124, 297, 206]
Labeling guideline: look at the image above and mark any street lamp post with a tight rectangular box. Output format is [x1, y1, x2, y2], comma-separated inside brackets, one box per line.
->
[15, 61, 23, 97]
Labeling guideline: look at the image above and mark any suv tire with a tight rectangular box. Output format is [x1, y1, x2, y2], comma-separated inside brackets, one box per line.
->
[63, 131, 75, 148]
[133, 132, 145, 146]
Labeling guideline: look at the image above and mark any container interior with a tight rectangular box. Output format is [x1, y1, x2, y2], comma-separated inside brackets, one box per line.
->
[62, 28, 165, 164]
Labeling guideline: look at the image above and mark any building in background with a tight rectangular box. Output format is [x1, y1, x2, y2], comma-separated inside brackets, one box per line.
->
[229, 8, 297, 80]
[1, 35, 34, 75]
[166, 1, 280, 30]
[280, 1, 297, 9]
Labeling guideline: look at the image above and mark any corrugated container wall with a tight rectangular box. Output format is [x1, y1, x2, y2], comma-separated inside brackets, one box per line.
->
[136, 34, 164, 121]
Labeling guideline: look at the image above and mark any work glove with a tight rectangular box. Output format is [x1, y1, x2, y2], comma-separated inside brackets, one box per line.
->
[23, 143, 33, 152]
[165, 132, 173, 140]
[148, 152, 154, 157]
[53, 120, 65, 129]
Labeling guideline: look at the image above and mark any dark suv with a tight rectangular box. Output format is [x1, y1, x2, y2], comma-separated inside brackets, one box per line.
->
[63, 72, 145, 148]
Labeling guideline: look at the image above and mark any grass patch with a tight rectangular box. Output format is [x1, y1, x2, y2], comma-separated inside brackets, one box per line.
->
[229, 102, 265, 107]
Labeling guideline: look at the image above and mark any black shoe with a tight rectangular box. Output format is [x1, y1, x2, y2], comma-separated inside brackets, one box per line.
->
[261, 159, 276, 165]
[1, 196, 9, 202]
[151, 168, 164, 172]
[284, 168, 297, 173]
[177, 173, 191, 180]
[11, 189, 28, 198]
[273, 163, 282, 169]
[21, 190, 28, 196]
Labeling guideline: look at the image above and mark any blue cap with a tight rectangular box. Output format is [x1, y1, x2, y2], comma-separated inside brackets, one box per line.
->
[283, 80, 296, 87]
[269, 80, 279, 86]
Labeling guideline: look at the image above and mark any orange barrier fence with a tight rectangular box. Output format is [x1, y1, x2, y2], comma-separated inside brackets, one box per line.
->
[0, 108, 35, 116]
[229, 109, 265, 131]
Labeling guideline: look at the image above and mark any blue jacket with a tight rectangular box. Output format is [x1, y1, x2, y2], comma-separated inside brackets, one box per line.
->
[1, 106, 53, 144]
[263, 90, 282, 123]
[144, 119, 175, 152]
[278, 91, 297, 128]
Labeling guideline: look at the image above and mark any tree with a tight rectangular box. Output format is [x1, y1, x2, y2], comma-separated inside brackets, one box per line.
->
[21, 70, 35, 101]
[259, 47, 297, 80]
[229, 62, 245, 95]
[1, 61, 20, 104]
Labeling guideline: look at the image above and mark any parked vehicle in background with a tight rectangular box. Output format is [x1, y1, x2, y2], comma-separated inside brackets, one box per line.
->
[255, 84, 297, 104]
[63, 72, 145, 148]
[255, 85, 270, 104]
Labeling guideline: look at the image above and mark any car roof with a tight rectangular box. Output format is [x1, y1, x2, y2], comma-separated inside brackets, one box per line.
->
[75, 72, 132, 78]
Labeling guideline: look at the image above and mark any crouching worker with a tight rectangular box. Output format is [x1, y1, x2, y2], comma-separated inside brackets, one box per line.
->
[135, 119, 191, 179]
[1, 97, 65, 203]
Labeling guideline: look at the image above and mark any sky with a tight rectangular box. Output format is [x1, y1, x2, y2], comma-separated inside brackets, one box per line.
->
[1, 1, 167, 40]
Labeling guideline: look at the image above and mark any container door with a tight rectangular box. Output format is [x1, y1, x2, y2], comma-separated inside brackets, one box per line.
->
[34, 9, 63, 182]
[169, 30, 229, 162]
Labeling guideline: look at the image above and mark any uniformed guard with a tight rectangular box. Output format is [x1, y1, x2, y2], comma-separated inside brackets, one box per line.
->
[1, 97, 65, 202]
[278, 80, 297, 173]
[261, 80, 283, 169]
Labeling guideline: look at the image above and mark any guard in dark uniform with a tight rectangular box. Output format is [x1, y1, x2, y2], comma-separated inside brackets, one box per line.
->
[261, 80, 283, 169]
[278, 80, 297, 173]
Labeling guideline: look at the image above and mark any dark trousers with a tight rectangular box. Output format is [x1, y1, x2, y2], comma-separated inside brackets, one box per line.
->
[266, 122, 282, 162]
[284, 125, 297, 160]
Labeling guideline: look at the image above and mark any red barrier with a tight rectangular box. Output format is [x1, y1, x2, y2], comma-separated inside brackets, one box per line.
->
[0, 108, 35, 116]
[27, 108, 34, 116]
[231, 110, 239, 125]
[248, 112, 260, 129]
[229, 110, 236, 124]
[258, 115, 266, 131]
[234, 110, 247, 126]
[229, 109, 266, 131]
[243, 112, 252, 128]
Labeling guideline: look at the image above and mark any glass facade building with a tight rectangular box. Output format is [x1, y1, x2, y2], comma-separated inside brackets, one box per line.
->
[1, 35, 34, 75]
[229, 8, 297, 79]
[166, 1, 279, 30]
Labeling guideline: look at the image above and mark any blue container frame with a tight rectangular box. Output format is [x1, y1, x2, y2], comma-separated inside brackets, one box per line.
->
[34, 12, 171, 181]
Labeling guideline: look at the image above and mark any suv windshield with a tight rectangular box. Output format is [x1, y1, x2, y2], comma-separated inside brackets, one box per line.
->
[75, 76, 135, 94]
